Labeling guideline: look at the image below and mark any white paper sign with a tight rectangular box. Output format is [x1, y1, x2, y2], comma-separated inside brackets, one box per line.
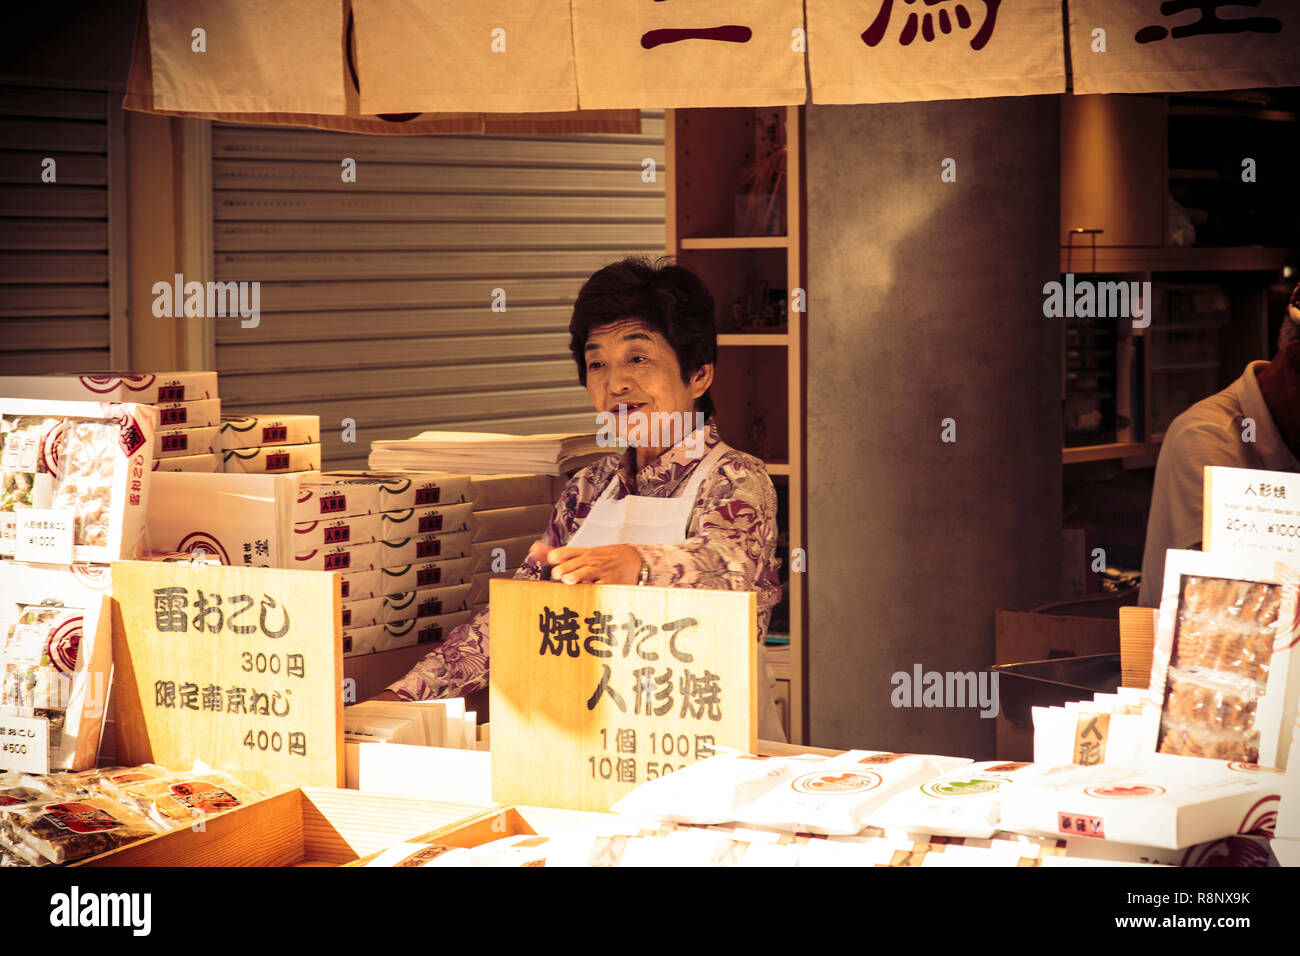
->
[1204, 466, 1300, 563]
[13, 509, 75, 565]
[0, 712, 50, 773]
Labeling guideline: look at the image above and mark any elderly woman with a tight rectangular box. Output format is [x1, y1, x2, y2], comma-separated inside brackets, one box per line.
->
[376, 256, 785, 741]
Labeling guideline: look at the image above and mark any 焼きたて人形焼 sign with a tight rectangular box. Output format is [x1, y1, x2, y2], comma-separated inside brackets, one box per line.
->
[490, 578, 755, 812]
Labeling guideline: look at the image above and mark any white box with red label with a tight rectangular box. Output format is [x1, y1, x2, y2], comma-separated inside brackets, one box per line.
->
[378, 502, 473, 542]
[154, 424, 221, 460]
[376, 530, 472, 567]
[998, 754, 1285, 849]
[219, 413, 319, 451]
[223, 443, 320, 474]
[0, 371, 217, 404]
[154, 398, 221, 430]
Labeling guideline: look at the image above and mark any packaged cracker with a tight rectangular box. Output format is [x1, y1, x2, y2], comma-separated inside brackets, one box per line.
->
[0, 784, 54, 808]
[2, 795, 158, 863]
[742, 750, 973, 836]
[867, 760, 1043, 839]
[89, 763, 174, 800]
[1150, 554, 1300, 767]
[114, 771, 261, 829]
[609, 752, 822, 825]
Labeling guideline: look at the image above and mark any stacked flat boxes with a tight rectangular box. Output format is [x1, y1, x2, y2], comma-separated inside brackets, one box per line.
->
[219, 414, 321, 475]
[291, 473, 475, 658]
[464, 473, 557, 617]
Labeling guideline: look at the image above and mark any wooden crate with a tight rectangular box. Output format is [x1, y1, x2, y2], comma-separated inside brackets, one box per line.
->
[77, 788, 489, 867]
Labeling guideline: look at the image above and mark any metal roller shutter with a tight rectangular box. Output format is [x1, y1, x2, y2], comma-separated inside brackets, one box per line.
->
[0, 86, 124, 373]
[212, 114, 666, 470]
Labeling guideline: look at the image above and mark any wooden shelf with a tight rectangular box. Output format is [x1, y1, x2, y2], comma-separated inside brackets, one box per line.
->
[680, 236, 789, 250]
[668, 105, 805, 743]
[1059, 246, 1292, 274]
[1062, 441, 1160, 464]
[718, 333, 789, 346]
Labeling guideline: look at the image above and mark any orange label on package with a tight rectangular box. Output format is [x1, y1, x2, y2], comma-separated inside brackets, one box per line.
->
[1072, 713, 1110, 766]
[856, 753, 909, 764]
[169, 781, 241, 814]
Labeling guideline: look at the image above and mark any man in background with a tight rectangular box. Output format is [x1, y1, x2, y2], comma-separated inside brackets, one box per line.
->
[1139, 281, 1300, 607]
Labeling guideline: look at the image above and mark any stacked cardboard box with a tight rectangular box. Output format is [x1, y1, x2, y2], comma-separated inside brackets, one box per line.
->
[292, 473, 476, 659]
[219, 413, 321, 475]
[463, 473, 556, 616]
[0, 372, 222, 474]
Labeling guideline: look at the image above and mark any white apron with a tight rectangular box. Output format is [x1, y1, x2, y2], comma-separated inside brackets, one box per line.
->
[567, 441, 787, 743]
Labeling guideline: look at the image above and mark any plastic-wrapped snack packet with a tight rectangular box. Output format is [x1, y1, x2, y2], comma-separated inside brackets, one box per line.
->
[742, 750, 973, 836]
[114, 771, 261, 829]
[51, 420, 120, 550]
[83, 763, 174, 800]
[0, 415, 62, 520]
[2, 795, 159, 864]
[610, 752, 822, 825]
[867, 760, 1043, 839]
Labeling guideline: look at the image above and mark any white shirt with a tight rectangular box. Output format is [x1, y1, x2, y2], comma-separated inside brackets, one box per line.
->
[1138, 361, 1300, 607]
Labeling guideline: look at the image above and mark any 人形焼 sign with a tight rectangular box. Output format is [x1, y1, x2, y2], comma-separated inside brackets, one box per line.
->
[490, 579, 755, 812]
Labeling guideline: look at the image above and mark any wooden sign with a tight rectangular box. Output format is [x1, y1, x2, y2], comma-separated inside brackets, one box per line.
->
[110, 561, 343, 794]
[490, 579, 755, 812]
[1204, 466, 1300, 564]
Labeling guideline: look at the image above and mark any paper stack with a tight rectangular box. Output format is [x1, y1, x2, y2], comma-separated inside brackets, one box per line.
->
[0, 371, 222, 474]
[369, 430, 609, 477]
[343, 697, 479, 750]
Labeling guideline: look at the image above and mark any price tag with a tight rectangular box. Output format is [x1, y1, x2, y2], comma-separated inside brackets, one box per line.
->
[14, 509, 74, 565]
[0, 713, 50, 773]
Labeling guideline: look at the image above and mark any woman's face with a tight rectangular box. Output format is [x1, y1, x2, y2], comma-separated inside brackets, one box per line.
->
[583, 318, 711, 447]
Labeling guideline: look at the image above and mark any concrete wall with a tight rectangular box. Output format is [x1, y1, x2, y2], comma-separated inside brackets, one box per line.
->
[806, 96, 1062, 759]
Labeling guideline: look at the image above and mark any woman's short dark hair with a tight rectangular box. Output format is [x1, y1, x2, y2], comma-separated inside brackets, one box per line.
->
[569, 256, 717, 417]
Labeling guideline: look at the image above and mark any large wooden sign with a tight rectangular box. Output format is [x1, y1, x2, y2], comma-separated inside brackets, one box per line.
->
[490, 579, 755, 812]
[110, 561, 343, 794]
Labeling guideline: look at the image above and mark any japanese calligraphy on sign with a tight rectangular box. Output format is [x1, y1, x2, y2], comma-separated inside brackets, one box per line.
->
[1204, 466, 1300, 564]
[808, 0, 1065, 104]
[1069, 0, 1298, 95]
[110, 561, 343, 793]
[490, 579, 755, 812]
[571, 0, 807, 109]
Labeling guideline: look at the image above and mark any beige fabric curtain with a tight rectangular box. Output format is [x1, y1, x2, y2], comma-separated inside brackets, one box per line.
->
[124, 1, 639, 136]
[807, 0, 1065, 104]
[352, 0, 578, 114]
[148, 0, 347, 114]
[1070, 0, 1300, 95]
[571, 0, 807, 109]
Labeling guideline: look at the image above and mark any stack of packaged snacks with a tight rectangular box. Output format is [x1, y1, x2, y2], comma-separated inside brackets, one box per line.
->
[219, 413, 320, 475]
[0, 762, 263, 866]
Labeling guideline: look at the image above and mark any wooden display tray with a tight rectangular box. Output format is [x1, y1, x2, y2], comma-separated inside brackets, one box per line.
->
[76, 787, 490, 867]
[348, 804, 619, 866]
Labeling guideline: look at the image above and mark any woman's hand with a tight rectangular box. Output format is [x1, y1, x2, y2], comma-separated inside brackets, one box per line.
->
[546, 543, 643, 586]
